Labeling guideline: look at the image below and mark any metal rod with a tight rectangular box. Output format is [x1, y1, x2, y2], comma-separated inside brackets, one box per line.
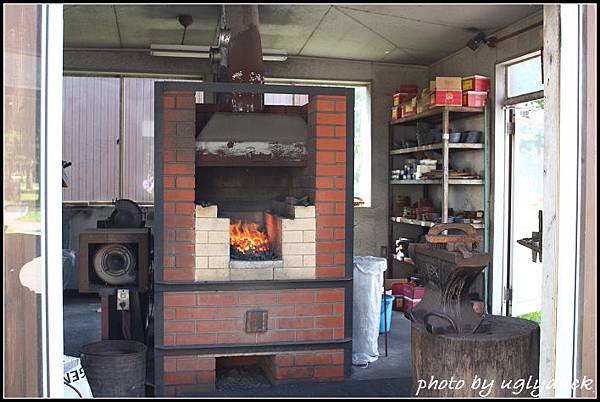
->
[384, 291, 388, 357]
[154, 278, 351, 292]
[442, 110, 450, 223]
[483, 104, 489, 313]
[502, 90, 544, 107]
[491, 21, 543, 45]
[155, 338, 352, 355]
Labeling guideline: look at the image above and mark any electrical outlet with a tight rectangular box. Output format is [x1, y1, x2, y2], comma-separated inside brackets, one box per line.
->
[117, 289, 130, 311]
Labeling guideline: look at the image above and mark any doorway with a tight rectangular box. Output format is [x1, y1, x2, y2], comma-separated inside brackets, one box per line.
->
[506, 99, 544, 320]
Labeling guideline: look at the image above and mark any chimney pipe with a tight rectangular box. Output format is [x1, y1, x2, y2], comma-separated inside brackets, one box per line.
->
[224, 5, 265, 112]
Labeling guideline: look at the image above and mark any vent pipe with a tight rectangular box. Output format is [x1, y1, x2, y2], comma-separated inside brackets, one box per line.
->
[222, 5, 265, 112]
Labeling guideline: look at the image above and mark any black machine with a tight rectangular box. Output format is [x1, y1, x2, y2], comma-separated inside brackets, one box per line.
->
[78, 199, 153, 343]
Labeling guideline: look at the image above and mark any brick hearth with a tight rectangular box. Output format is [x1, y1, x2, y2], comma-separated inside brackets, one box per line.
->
[157, 87, 350, 396]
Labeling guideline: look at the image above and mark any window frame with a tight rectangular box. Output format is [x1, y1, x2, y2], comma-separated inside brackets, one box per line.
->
[263, 77, 372, 208]
[61, 72, 202, 204]
[503, 52, 544, 104]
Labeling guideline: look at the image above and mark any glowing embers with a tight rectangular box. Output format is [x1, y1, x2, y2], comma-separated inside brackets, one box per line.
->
[230, 221, 277, 260]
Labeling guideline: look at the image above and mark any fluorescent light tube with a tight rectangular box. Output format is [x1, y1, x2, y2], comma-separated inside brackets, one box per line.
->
[263, 48, 288, 61]
[150, 44, 211, 52]
[149, 44, 287, 61]
[150, 50, 209, 58]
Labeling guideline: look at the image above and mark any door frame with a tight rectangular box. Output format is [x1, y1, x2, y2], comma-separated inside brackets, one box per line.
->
[41, 3, 65, 397]
[541, 4, 586, 396]
[505, 98, 545, 317]
[492, 50, 543, 316]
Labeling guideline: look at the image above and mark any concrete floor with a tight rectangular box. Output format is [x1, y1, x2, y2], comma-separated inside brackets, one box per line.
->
[63, 294, 413, 397]
[63, 293, 102, 356]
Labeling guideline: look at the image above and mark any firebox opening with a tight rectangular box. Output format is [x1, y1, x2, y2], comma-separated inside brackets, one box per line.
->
[230, 220, 277, 261]
[215, 355, 275, 391]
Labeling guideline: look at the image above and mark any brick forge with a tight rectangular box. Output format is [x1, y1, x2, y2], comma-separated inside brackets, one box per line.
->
[157, 88, 351, 396]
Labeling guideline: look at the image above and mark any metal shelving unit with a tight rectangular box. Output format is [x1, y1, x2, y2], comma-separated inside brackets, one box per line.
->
[388, 105, 489, 276]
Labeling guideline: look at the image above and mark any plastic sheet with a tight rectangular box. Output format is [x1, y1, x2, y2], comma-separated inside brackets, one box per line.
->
[352, 256, 388, 366]
[64, 355, 93, 398]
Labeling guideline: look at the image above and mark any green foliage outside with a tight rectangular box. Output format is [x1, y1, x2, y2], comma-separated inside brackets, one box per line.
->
[518, 311, 541, 325]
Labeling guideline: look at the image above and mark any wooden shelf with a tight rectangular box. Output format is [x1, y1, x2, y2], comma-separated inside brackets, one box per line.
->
[391, 216, 484, 230]
[390, 142, 483, 155]
[390, 106, 484, 125]
[390, 179, 483, 185]
[387, 103, 489, 278]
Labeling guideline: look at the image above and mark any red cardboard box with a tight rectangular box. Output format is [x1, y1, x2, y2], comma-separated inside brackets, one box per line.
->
[396, 282, 425, 299]
[391, 106, 401, 121]
[399, 84, 418, 93]
[463, 91, 488, 107]
[430, 89, 463, 106]
[462, 75, 491, 92]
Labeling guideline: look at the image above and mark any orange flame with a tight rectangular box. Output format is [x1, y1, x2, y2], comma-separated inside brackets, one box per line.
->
[230, 221, 271, 254]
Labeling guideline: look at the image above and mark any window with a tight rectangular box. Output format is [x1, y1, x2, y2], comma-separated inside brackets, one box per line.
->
[506, 55, 544, 97]
[264, 79, 372, 207]
[62, 76, 201, 203]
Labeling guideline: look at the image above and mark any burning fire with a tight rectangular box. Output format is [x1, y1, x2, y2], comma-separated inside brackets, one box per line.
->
[230, 221, 272, 254]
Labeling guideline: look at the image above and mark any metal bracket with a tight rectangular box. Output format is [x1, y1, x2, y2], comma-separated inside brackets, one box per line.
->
[503, 286, 513, 303]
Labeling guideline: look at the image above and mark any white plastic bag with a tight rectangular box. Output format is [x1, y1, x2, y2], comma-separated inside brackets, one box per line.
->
[64, 355, 93, 398]
[352, 256, 387, 366]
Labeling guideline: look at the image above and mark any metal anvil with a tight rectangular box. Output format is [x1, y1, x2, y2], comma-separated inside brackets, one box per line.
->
[406, 223, 490, 335]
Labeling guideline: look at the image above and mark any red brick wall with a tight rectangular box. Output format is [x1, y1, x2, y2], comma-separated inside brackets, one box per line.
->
[266, 349, 345, 384]
[308, 95, 348, 279]
[162, 288, 345, 346]
[164, 355, 216, 396]
[163, 349, 345, 396]
[161, 90, 197, 282]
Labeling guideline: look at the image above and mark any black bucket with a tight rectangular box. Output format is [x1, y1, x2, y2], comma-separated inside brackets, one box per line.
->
[80, 340, 147, 397]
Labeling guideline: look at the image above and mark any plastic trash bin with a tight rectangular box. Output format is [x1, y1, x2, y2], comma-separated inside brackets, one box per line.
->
[379, 294, 395, 333]
[352, 256, 388, 366]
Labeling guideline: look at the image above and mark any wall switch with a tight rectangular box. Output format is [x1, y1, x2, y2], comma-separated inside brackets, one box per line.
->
[117, 289, 130, 311]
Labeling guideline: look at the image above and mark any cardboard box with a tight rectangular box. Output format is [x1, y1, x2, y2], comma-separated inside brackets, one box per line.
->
[393, 92, 413, 107]
[399, 84, 418, 93]
[430, 76, 462, 90]
[392, 296, 404, 311]
[430, 89, 463, 106]
[462, 75, 490, 92]
[391, 106, 401, 121]
[462, 91, 488, 107]
[401, 97, 417, 116]
[416, 88, 431, 113]
[396, 282, 425, 299]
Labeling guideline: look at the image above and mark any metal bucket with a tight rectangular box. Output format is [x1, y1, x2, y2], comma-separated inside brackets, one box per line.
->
[80, 340, 147, 397]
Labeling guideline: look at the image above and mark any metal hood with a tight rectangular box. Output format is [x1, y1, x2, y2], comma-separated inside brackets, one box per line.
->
[195, 6, 306, 167]
[195, 112, 308, 167]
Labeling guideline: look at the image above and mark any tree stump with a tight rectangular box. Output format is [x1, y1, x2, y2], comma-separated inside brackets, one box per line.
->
[411, 315, 540, 397]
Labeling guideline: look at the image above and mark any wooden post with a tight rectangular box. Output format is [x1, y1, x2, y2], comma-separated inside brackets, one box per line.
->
[411, 315, 540, 397]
